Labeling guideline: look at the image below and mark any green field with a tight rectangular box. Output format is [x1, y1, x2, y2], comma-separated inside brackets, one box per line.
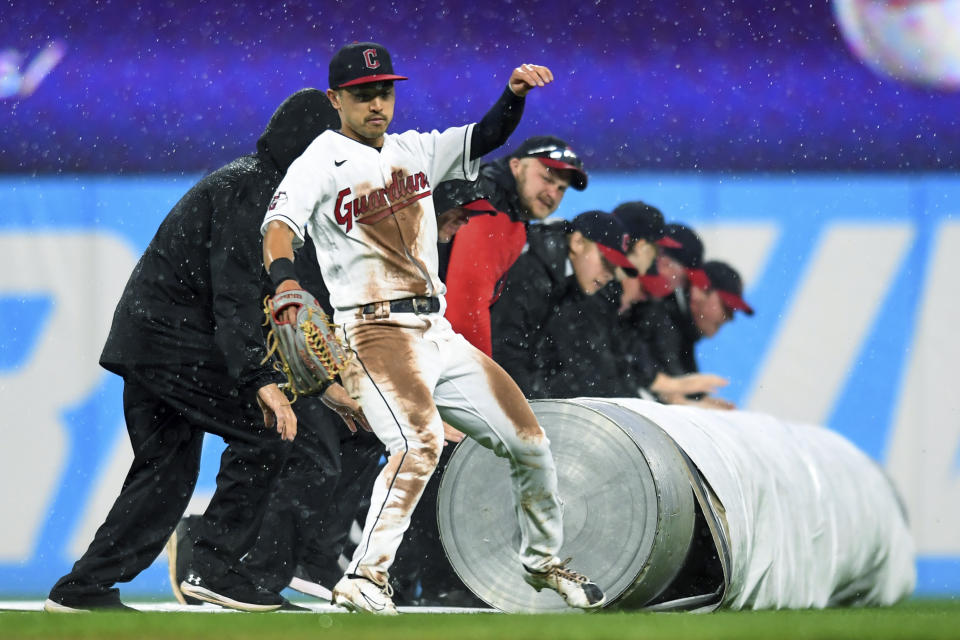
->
[2, 601, 959, 640]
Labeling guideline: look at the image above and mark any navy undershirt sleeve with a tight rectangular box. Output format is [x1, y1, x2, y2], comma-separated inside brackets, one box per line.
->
[470, 87, 526, 160]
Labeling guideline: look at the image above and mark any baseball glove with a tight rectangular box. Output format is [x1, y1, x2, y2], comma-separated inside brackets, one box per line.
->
[262, 289, 352, 399]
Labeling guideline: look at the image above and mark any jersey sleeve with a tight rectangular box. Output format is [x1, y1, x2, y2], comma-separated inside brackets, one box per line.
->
[260, 149, 325, 249]
[419, 124, 481, 185]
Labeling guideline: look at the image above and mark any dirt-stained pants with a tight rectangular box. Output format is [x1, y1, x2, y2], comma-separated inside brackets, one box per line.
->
[339, 312, 562, 584]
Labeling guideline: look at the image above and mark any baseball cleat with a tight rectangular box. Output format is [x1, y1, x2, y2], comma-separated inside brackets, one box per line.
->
[332, 574, 399, 615]
[523, 558, 606, 610]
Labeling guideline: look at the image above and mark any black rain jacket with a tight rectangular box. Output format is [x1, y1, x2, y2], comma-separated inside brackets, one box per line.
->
[533, 280, 638, 399]
[490, 220, 570, 396]
[637, 290, 701, 376]
[99, 89, 338, 393]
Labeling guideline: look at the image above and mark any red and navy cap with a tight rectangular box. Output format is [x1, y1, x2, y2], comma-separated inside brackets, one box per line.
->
[703, 260, 754, 316]
[433, 179, 498, 217]
[571, 210, 637, 275]
[510, 136, 588, 191]
[660, 223, 709, 288]
[612, 201, 682, 249]
[329, 42, 408, 89]
[661, 223, 703, 266]
[461, 199, 498, 215]
[639, 274, 674, 298]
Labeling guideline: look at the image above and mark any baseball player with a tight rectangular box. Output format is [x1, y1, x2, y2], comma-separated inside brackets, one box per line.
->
[261, 42, 605, 614]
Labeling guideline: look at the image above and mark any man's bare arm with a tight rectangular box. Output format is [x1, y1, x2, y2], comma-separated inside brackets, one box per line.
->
[263, 220, 302, 323]
[263, 220, 297, 275]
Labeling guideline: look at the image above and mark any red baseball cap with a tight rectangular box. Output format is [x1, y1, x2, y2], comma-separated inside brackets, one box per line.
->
[510, 136, 588, 191]
[461, 199, 499, 216]
[571, 210, 637, 275]
[433, 180, 499, 217]
[703, 261, 754, 316]
[612, 201, 681, 249]
[639, 274, 674, 298]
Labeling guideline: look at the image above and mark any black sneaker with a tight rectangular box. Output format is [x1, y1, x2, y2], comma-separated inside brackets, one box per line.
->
[277, 598, 312, 612]
[179, 569, 284, 612]
[43, 592, 137, 613]
[166, 516, 203, 605]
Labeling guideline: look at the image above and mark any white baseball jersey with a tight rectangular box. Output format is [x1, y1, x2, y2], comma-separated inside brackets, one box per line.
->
[261, 124, 479, 313]
[262, 124, 572, 590]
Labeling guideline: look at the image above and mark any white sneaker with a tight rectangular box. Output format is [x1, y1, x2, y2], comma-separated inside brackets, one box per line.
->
[332, 574, 398, 615]
[523, 558, 606, 610]
[43, 598, 88, 613]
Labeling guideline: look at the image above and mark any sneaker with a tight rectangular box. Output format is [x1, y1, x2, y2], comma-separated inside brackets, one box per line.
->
[43, 593, 136, 613]
[523, 558, 606, 610]
[277, 597, 312, 612]
[166, 516, 202, 606]
[179, 569, 284, 612]
[332, 574, 398, 615]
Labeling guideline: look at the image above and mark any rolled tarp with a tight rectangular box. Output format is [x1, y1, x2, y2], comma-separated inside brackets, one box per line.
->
[436, 398, 915, 612]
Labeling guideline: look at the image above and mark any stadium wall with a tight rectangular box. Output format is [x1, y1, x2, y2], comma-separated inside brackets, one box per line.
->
[1, 173, 957, 597]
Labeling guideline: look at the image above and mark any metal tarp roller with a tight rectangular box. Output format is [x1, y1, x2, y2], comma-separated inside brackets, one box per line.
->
[437, 398, 915, 613]
[436, 399, 697, 613]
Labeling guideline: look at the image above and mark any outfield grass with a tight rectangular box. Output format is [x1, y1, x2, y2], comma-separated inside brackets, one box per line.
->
[1, 601, 958, 640]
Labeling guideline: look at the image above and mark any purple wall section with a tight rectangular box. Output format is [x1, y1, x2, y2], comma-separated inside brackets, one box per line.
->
[2, 0, 958, 173]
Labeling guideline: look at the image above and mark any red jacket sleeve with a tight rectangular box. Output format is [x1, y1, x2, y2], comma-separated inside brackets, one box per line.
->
[444, 213, 527, 355]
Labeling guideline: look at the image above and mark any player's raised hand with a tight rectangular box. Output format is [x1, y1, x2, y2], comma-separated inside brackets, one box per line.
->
[508, 63, 554, 97]
[274, 278, 304, 325]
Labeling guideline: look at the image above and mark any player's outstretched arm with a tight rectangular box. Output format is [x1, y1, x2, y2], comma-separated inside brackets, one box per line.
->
[470, 64, 555, 160]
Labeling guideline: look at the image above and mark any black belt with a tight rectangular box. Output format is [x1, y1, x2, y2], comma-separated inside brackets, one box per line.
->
[359, 296, 440, 316]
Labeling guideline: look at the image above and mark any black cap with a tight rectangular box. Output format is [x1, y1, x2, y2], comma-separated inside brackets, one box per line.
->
[329, 42, 408, 89]
[662, 223, 704, 268]
[703, 260, 754, 316]
[611, 201, 681, 248]
[433, 180, 498, 217]
[570, 210, 636, 274]
[510, 135, 588, 191]
[662, 223, 710, 288]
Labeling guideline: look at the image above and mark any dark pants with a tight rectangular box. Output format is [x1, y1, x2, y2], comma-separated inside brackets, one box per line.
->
[239, 398, 383, 593]
[49, 365, 290, 603]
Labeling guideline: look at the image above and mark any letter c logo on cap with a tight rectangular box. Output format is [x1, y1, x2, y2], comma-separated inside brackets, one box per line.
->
[363, 48, 380, 70]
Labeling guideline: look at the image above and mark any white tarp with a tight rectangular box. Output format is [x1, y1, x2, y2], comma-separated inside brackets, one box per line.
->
[605, 399, 916, 609]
